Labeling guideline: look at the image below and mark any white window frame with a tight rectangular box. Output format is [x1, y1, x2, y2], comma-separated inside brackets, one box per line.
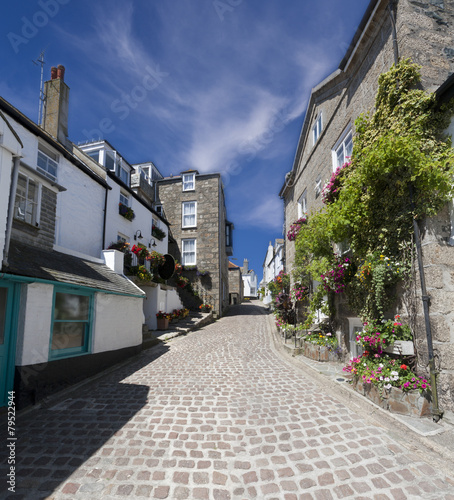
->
[298, 189, 307, 218]
[37, 142, 58, 181]
[312, 112, 323, 146]
[14, 173, 41, 226]
[332, 126, 353, 171]
[315, 176, 322, 199]
[119, 192, 129, 207]
[348, 318, 365, 359]
[182, 173, 195, 191]
[182, 201, 197, 228]
[182, 238, 196, 265]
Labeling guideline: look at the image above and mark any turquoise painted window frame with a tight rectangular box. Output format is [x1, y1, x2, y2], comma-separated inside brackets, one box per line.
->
[49, 287, 94, 360]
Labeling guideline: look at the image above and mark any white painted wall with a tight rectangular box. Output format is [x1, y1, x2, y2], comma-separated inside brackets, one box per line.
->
[55, 159, 105, 258]
[141, 284, 183, 330]
[0, 113, 22, 261]
[105, 176, 168, 256]
[2, 113, 105, 259]
[243, 270, 258, 297]
[15, 283, 53, 366]
[92, 293, 143, 352]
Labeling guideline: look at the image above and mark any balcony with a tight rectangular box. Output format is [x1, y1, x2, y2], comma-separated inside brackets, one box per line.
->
[130, 172, 154, 205]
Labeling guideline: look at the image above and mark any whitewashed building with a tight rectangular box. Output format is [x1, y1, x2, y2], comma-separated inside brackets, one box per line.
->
[240, 259, 258, 298]
[260, 239, 284, 304]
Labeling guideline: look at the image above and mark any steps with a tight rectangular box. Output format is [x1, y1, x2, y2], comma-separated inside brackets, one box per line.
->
[142, 311, 214, 348]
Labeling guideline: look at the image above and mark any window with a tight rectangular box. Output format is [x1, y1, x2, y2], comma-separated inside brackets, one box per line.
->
[117, 233, 128, 243]
[50, 290, 93, 359]
[182, 201, 197, 228]
[155, 205, 163, 216]
[182, 173, 195, 191]
[226, 223, 233, 247]
[312, 113, 322, 145]
[315, 176, 322, 198]
[14, 174, 39, 226]
[105, 151, 115, 171]
[37, 143, 58, 181]
[118, 164, 129, 185]
[182, 239, 196, 265]
[86, 150, 100, 162]
[298, 189, 307, 218]
[348, 319, 364, 359]
[119, 192, 129, 207]
[333, 128, 353, 170]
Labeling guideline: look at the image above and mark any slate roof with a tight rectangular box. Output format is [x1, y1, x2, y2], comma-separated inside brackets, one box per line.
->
[5, 240, 145, 297]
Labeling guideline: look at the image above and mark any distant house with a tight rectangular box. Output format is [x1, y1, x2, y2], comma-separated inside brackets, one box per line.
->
[260, 239, 284, 304]
[156, 170, 233, 315]
[0, 67, 146, 408]
[240, 258, 258, 299]
[228, 261, 243, 305]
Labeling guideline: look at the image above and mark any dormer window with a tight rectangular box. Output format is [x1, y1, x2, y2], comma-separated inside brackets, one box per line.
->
[182, 173, 195, 191]
[37, 142, 58, 181]
[312, 113, 323, 146]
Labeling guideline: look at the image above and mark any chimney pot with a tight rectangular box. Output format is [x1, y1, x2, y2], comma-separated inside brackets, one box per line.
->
[51, 66, 57, 79]
[57, 65, 65, 81]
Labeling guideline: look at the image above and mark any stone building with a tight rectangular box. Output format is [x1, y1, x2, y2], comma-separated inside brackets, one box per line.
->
[228, 261, 243, 305]
[156, 170, 233, 315]
[280, 0, 454, 412]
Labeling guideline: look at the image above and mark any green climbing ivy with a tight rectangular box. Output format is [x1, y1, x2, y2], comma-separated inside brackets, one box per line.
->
[294, 59, 454, 324]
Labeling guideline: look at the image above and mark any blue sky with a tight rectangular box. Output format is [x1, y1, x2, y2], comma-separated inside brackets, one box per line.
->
[1, 0, 370, 280]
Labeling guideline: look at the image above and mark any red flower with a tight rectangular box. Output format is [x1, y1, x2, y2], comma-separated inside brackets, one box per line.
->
[400, 364, 407, 370]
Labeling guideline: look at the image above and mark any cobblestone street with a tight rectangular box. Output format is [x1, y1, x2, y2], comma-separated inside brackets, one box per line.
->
[2, 301, 454, 499]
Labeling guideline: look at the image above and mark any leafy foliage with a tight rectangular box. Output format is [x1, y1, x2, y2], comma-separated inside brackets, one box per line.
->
[293, 59, 454, 323]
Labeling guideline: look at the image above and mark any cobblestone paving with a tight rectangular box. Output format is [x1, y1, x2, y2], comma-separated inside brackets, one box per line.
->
[2, 301, 454, 499]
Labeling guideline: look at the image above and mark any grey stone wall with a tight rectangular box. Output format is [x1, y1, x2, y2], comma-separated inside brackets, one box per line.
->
[11, 186, 56, 251]
[157, 174, 230, 314]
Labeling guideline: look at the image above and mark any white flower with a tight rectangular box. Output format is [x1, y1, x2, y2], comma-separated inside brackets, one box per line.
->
[391, 371, 398, 376]
[384, 384, 392, 390]
[384, 377, 390, 382]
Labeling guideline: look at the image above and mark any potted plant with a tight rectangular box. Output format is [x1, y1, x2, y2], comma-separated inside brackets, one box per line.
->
[199, 304, 212, 313]
[156, 311, 171, 330]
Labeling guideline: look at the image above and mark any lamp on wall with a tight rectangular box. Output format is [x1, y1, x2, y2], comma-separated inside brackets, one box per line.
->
[134, 230, 143, 240]
[149, 238, 157, 248]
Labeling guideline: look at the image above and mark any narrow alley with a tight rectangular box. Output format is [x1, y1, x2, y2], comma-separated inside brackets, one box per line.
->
[2, 301, 454, 499]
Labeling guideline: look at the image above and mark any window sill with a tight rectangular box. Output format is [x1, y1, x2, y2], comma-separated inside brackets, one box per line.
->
[13, 218, 40, 234]
[182, 226, 197, 230]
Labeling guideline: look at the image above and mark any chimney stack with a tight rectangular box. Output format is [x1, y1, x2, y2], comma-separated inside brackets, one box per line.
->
[243, 258, 249, 274]
[43, 64, 70, 146]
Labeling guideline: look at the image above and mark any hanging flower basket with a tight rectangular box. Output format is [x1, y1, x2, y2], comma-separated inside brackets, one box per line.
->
[287, 216, 307, 241]
[152, 225, 166, 241]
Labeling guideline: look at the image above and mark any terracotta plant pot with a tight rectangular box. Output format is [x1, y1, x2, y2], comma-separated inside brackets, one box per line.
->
[157, 318, 169, 330]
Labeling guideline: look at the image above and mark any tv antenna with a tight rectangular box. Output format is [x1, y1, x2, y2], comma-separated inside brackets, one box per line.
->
[32, 50, 46, 126]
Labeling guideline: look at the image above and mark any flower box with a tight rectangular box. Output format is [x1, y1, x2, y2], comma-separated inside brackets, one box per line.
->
[351, 377, 431, 417]
[384, 340, 415, 356]
[301, 340, 340, 362]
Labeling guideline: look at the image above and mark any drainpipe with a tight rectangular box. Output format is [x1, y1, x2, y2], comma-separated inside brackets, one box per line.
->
[2, 155, 21, 269]
[102, 186, 108, 250]
[388, 0, 443, 422]
[410, 186, 443, 422]
[387, 0, 399, 65]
